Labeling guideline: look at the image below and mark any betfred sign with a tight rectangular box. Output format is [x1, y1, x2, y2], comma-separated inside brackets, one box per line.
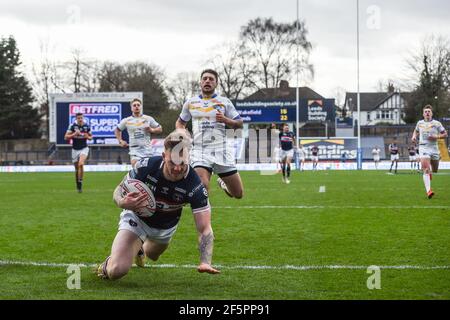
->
[69, 103, 122, 138]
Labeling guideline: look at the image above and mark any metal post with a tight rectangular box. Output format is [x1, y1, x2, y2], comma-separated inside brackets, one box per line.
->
[356, 0, 362, 170]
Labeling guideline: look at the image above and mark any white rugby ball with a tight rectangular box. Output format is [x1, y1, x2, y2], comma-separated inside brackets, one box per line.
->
[120, 178, 156, 218]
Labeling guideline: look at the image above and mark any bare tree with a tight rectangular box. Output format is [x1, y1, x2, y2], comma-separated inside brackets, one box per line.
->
[64, 49, 100, 93]
[209, 41, 257, 101]
[98, 61, 169, 116]
[404, 35, 450, 122]
[240, 17, 313, 89]
[167, 72, 198, 109]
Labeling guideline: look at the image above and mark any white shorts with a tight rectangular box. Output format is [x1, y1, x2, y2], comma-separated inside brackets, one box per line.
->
[390, 154, 399, 161]
[129, 146, 153, 162]
[419, 146, 440, 161]
[311, 155, 319, 162]
[409, 155, 417, 161]
[280, 149, 294, 161]
[191, 146, 237, 176]
[118, 210, 177, 244]
[72, 147, 89, 163]
[373, 156, 380, 162]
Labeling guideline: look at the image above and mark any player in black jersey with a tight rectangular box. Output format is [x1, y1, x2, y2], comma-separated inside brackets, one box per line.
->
[279, 124, 295, 183]
[64, 113, 93, 192]
[311, 145, 319, 170]
[97, 130, 220, 280]
[408, 144, 417, 170]
[388, 141, 399, 174]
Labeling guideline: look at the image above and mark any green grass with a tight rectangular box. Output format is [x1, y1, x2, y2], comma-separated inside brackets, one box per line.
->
[0, 170, 449, 299]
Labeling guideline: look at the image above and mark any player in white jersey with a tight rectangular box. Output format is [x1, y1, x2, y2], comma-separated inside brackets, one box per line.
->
[115, 98, 162, 166]
[175, 69, 244, 199]
[372, 146, 381, 169]
[297, 144, 306, 171]
[411, 105, 448, 199]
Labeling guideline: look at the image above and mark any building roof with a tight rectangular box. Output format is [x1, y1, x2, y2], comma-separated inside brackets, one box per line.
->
[244, 86, 325, 101]
[345, 92, 411, 112]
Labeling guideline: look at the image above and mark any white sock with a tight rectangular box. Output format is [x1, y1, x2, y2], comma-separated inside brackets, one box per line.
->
[423, 173, 431, 193]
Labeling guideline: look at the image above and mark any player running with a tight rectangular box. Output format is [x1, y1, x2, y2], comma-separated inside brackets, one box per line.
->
[175, 69, 244, 199]
[388, 141, 399, 174]
[279, 124, 295, 183]
[115, 98, 162, 166]
[64, 113, 93, 193]
[311, 145, 319, 170]
[297, 144, 306, 171]
[411, 105, 448, 199]
[408, 144, 418, 171]
[96, 130, 219, 280]
[372, 146, 381, 170]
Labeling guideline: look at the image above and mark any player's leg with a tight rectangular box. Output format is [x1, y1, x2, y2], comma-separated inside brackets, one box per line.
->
[430, 159, 439, 173]
[76, 153, 88, 192]
[194, 167, 213, 192]
[72, 149, 80, 191]
[395, 158, 398, 173]
[99, 230, 142, 280]
[280, 155, 286, 181]
[73, 161, 79, 190]
[218, 171, 244, 199]
[421, 157, 433, 198]
[285, 155, 292, 183]
[143, 240, 169, 261]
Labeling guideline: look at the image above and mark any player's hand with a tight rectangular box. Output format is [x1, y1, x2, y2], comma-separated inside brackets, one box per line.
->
[215, 111, 228, 124]
[197, 263, 221, 274]
[119, 192, 148, 210]
[411, 136, 417, 143]
[119, 140, 129, 148]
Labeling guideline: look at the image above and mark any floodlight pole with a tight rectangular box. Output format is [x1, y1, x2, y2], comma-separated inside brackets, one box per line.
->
[296, 0, 300, 149]
[295, 0, 301, 171]
[356, 0, 362, 170]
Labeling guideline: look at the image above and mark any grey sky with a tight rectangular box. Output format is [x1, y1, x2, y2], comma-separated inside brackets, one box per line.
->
[1, 0, 449, 99]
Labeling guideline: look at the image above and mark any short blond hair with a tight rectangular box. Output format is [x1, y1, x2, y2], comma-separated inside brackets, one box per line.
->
[164, 129, 192, 151]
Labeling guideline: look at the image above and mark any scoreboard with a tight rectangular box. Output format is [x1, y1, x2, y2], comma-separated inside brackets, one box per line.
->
[235, 99, 335, 123]
[237, 106, 297, 123]
[49, 92, 142, 146]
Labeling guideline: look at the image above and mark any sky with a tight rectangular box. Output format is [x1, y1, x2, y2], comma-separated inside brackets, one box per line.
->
[1, 0, 449, 101]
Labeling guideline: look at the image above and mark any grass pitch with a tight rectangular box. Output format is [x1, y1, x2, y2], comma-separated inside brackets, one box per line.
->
[0, 169, 449, 299]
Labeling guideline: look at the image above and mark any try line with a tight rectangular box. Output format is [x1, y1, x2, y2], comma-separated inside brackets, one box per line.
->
[212, 205, 450, 209]
[0, 260, 449, 271]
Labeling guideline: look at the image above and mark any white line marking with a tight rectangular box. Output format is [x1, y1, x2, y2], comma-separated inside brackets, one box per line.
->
[212, 205, 450, 209]
[319, 186, 326, 193]
[0, 260, 449, 271]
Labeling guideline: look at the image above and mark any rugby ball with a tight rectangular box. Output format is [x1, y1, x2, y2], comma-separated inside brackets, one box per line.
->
[119, 178, 156, 218]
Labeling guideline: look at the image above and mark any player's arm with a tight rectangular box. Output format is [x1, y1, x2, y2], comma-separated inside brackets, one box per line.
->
[216, 111, 243, 129]
[86, 129, 93, 140]
[411, 129, 419, 143]
[217, 100, 243, 129]
[64, 130, 76, 140]
[427, 131, 447, 141]
[145, 117, 163, 134]
[190, 181, 220, 274]
[148, 125, 162, 134]
[114, 127, 128, 148]
[112, 173, 148, 210]
[193, 208, 220, 274]
[176, 100, 192, 130]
